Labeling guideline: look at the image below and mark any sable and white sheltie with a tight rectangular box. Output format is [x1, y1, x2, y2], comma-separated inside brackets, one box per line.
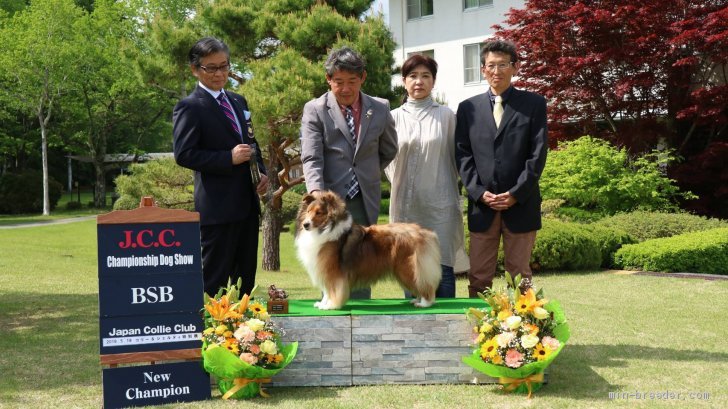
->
[294, 190, 441, 310]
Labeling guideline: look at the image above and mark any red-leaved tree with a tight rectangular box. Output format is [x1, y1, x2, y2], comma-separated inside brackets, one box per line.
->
[495, 0, 727, 155]
[495, 0, 727, 217]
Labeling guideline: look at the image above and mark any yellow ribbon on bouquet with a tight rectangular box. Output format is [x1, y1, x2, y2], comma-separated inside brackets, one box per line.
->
[499, 372, 544, 399]
[221, 377, 273, 399]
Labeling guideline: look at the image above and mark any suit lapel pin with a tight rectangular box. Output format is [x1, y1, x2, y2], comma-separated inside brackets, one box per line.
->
[365, 109, 373, 119]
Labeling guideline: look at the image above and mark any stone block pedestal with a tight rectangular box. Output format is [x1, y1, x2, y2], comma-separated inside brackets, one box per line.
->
[269, 299, 496, 386]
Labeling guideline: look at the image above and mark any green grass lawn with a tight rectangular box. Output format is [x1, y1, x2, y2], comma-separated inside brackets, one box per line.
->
[0, 191, 114, 225]
[0, 220, 726, 408]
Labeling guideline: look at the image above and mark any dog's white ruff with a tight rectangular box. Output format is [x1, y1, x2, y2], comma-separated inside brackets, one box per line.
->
[295, 214, 353, 309]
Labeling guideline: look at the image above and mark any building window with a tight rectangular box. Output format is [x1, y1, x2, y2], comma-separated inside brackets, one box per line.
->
[407, 49, 435, 59]
[408, 0, 433, 20]
[464, 0, 494, 9]
[464, 43, 484, 84]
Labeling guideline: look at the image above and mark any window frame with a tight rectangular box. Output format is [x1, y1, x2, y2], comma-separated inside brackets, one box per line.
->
[463, 43, 485, 85]
[463, 0, 494, 10]
[407, 49, 435, 59]
[407, 0, 434, 20]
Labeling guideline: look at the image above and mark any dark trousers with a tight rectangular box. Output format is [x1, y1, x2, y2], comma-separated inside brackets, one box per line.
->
[345, 193, 371, 300]
[200, 211, 259, 297]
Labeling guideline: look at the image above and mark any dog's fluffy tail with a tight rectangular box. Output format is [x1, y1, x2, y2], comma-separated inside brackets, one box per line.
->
[413, 232, 442, 305]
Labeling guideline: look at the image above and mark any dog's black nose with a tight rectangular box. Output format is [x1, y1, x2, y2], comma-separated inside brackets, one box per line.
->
[302, 222, 310, 230]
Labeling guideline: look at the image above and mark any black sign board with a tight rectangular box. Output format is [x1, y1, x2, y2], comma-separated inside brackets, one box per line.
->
[99, 272, 203, 317]
[102, 361, 210, 409]
[97, 214, 204, 353]
[97, 203, 209, 406]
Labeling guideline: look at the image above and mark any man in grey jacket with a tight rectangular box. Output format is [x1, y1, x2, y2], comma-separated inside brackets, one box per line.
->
[300, 46, 398, 299]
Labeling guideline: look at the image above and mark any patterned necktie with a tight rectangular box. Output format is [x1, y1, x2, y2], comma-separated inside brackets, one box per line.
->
[345, 105, 357, 143]
[217, 93, 242, 139]
[493, 95, 504, 129]
[344, 105, 360, 199]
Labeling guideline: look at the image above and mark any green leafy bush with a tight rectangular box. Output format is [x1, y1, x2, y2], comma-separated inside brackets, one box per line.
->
[582, 224, 635, 267]
[540, 136, 691, 215]
[594, 210, 728, 242]
[0, 170, 62, 214]
[540, 198, 565, 217]
[65, 201, 82, 210]
[289, 183, 307, 195]
[274, 189, 303, 225]
[552, 206, 603, 223]
[113, 158, 194, 210]
[531, 219, 602, 271]
[613, 228, 728, 275]
[380, 198, 390, 216]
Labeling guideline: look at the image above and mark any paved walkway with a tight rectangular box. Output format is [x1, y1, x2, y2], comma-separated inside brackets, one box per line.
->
[611, 269, 728, 281]
[0, 216, 96, 229]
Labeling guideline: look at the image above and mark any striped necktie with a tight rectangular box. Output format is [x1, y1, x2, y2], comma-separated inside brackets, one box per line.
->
[345, 105, 357, 143]
[217, 93, 242, 138]
[344, 105, 360, 199]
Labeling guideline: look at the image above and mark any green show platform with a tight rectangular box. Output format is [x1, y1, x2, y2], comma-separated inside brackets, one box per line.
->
[269, 298, 497, 386]
[278, 298, 484, 316]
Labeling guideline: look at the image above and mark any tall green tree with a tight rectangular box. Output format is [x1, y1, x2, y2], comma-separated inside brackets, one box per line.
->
[0, 0, 27, 15]
[58, 0, 172, 207]
[127, 0, 201, 100]
[0, 0, 82, 215]
[198, 0, 396, 270]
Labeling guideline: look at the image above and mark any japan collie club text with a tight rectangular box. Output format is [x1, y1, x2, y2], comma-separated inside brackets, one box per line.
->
[108, 324, 197, 337]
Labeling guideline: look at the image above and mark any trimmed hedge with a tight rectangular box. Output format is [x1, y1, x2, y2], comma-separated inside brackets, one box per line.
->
[594, 210, 728, 242]
[531, 219, 602, 271]
[613, 228, 728, 275]
[582, 223, 635, 267]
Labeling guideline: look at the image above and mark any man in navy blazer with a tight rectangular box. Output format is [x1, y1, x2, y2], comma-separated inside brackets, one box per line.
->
[455, 39, 548, 297]
[173, 37, 268, 296]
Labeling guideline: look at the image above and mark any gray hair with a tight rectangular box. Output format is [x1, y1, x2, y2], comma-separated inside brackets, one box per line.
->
[188, 37, 230, 67]
[480, 39, 518, 66]
[324, 47, 366, 77]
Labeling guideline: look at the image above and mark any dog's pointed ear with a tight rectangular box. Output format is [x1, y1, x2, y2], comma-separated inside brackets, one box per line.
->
[296, 192, 316, 236]
[321, 190, 344, 213]
[302, 192, 316, 205]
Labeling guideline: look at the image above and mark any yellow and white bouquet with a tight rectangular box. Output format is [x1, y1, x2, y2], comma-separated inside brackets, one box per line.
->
[463, 274, 569, 398]
[201, 279, 297, 399]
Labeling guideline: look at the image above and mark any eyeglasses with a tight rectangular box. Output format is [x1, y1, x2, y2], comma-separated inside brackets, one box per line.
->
[199, 64, 230, 74]
[483, 62, 513, 72]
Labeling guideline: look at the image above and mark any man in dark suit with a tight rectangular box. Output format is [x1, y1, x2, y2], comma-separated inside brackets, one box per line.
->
[455, 39, 548, 297]
[173, 37, 268, 297]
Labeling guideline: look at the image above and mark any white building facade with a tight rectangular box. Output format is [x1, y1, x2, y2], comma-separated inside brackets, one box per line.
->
[388, 0, 524, 108]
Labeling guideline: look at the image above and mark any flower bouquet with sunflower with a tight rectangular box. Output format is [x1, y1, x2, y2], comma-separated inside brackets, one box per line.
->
[463, 274, 570, 398]
[201, 278, 297, 399]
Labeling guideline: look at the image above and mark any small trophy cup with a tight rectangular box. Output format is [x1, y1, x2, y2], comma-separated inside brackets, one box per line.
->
[267, 285, 289, 314]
